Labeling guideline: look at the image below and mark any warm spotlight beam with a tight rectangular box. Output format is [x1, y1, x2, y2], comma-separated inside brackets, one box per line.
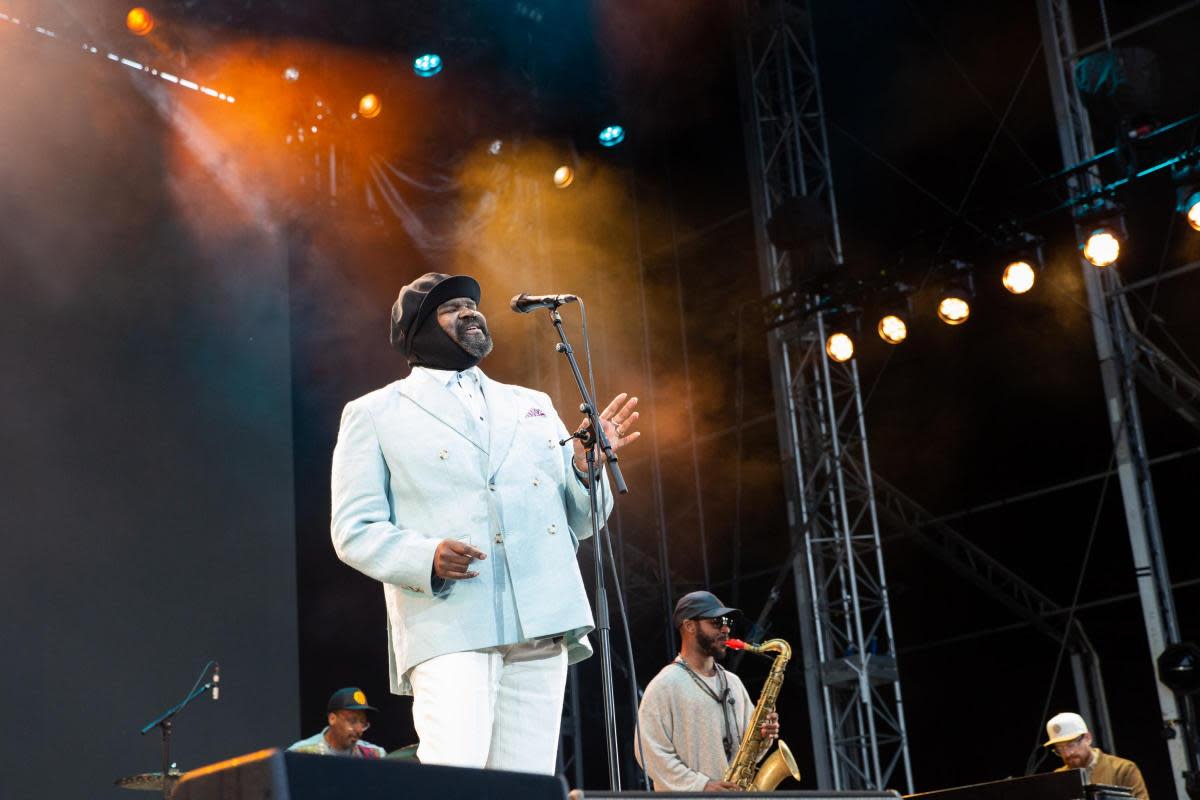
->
[0, 13, 237, 103]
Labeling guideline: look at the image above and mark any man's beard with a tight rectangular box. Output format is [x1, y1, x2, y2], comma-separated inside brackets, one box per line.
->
[455, 317, 494, 359]
[696, 627, 727, 659]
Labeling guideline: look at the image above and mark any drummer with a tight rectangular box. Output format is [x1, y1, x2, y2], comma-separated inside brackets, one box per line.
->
[288, 687, 386, 758]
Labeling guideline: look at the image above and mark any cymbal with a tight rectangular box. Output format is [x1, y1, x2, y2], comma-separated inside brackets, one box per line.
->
[385, 743, 419, 761]
[114, 770, 182, 791]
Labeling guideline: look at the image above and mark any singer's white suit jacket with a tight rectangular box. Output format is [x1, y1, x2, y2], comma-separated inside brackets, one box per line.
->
[331, 367, 611, 694]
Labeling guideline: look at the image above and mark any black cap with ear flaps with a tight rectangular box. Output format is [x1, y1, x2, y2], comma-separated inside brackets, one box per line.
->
[389, 272, 481, 355]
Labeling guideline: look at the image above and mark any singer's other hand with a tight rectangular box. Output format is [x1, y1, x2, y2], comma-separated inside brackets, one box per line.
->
[572, 393, 640, 475]
[433, 539, 486, 580]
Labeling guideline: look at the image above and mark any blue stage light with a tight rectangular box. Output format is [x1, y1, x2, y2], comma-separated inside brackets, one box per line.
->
[413, 54, 443, 78]
[598, 125, 625, 148]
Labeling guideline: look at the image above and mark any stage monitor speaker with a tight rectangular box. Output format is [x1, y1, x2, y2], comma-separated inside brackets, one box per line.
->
[173, 748, 569, 800]
[568, 791, 901, 800]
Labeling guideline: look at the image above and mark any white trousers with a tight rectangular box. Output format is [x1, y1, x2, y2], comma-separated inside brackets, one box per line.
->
[409, 638, 568, 775]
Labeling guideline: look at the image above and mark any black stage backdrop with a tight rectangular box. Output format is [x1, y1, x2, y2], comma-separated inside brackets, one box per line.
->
[0, 28, 300, 800]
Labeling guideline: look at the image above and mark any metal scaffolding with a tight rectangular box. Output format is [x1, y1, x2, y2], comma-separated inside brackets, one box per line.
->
[1036, 1, 1191, 796]
[734, 0, 914, 791]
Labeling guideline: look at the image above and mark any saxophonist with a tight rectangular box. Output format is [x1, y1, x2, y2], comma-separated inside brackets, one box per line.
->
[635, 591, 782, 791]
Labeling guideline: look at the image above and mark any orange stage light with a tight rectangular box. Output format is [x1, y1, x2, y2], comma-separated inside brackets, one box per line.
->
[126, 7, 154, 36]
[358, 93, 381, 119]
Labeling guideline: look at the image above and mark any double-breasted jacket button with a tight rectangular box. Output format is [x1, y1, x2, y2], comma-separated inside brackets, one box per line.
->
[494, 531, 504, 544]
[438, 449, 449, 460]
[548, 523, 558, 535]
[547, 438, 556, 449]
[532, 478, 541, 487]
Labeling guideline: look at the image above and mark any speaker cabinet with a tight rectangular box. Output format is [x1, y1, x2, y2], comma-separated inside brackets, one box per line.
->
[173, 748, 569, 800]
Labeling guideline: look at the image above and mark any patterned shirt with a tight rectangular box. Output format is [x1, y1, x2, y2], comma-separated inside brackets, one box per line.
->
[287, 728, 386, 759]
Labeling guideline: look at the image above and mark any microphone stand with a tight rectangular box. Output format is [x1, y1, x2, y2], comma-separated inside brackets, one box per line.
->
[140, 671, 215, 799]
[547, 304, 627, 789]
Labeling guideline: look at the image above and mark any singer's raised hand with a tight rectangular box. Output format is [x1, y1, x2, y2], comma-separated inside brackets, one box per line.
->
[572, 393, 640, 475]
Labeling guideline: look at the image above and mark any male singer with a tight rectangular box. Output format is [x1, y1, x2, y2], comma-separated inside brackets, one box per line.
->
[330, 272, 639, 774]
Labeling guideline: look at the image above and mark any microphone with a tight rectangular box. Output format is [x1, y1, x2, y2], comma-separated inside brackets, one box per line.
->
[510, 293, 579, 313]
[212, 662, 220, 701]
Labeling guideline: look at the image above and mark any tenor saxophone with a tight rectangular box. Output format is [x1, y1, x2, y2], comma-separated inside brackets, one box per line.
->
[722, 638, 802, 791]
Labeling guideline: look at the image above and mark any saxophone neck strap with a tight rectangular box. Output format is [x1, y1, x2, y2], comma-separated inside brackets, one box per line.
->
[674, 657, 728, 704]
[674, 658, 737, 760]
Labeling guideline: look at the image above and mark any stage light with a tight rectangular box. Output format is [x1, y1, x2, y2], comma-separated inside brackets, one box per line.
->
[1171, 159, 1200, 233]
[937, 296, 970, 325]
[413, 53, 442, 78]
[873, 283, 913, 346]
[553, 165, 574, 188]
[1082, 228, 1121, 267]
[1157, 641, 1200, 695]
[126, 7, 154, 36]
[877, 314, 907, 345]
[598, 125, 625, 148]
[358, 93, 381, 119]
[936, 260, 975, 326]
[282, 66, 300, 82]
[1002, 260, 1037, 294]
[826, 332, 854, 362]
[997, 231, 1042, 295]
[1179, 190, 1200, 232]
[488, 140, 503, 156]
[1074, 198, 1125, 268]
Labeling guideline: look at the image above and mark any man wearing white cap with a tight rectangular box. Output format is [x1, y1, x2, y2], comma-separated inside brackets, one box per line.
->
[1044, 712, 1148, 800]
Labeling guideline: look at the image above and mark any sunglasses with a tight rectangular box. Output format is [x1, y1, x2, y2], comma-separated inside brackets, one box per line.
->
[695, 615, 735, 629]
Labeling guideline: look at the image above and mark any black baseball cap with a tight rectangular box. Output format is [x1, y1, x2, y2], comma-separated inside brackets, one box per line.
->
[672, 591, 741, 627]
[327, 687, 378, 713]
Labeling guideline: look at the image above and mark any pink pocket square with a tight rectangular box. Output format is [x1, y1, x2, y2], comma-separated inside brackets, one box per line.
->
[525, 408, 547, 418]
